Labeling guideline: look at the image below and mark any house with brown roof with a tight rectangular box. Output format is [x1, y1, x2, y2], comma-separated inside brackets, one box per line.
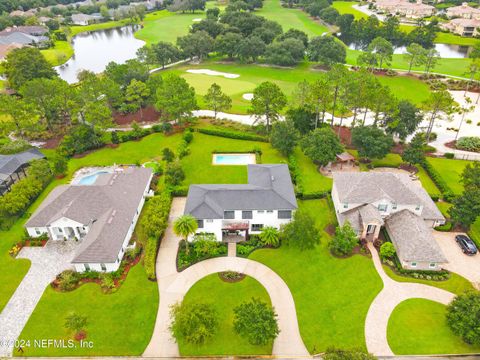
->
[446, 2, 480, 19]
[25, 166, 153, 272]
[374, 0, 436, 18]
[332, 172, 447, 271]
[441, 17, 480, 36]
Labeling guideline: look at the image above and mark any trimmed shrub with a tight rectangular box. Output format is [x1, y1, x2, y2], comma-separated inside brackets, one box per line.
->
[444, 152, 455, 159]
[435, 222, 453, 232]
[421, 160, 455, 201]
[380, 242, 396, 259]
[456, 136, 480, 152]
[196, 128, 268, 142]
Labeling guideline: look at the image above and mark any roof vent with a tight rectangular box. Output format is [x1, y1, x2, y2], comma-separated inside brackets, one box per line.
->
[271, 176, 275, 182]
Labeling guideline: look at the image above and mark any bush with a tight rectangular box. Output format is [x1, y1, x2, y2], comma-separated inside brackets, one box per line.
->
[183, 128, 194, 143]
[323, 348, 377, 360]
[165, 161, 185, 186]
[447, 292, 480, 345]
[444, 152, 455, 159]
[170, 302, 218, 345]
[56, 270, 81, 291]
[329, 222, 358, 256]
[176, 140, 190, 158]
[152, 122, 173, 134]
[144, 237, 158, 280]
[421, 160, 455, 201]
[0, 139, 32, 154]
[196, 128, 268, 142]
[456, 136, 480, 152]
[177, 237, 227, 269]
[379, 242, 396, 259]
[58, 125, 105, 157]
[435, 222, 453, 231]
[162, 147, 175, 162]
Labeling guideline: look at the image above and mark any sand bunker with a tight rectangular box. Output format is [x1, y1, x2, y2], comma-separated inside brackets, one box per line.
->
[242, 93, 254, 100]
[186, 69, 240, 78]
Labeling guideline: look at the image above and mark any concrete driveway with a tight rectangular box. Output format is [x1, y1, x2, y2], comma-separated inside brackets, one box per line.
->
[433, 230, 480, 289]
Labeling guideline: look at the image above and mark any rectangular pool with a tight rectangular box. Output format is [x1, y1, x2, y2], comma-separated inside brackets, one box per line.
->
[212, 153, 256, 165]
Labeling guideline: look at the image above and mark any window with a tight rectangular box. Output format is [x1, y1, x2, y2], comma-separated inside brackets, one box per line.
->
[429, 263, 436, 269]
[35, 228, 41, 235]
[206, 219, 213, 223]
[251, 224, 264, 231]
[242, 211, 253, 219]
[392, 203, 397, 210]
[257, 210, 265, 214]
[197, 219, 204, 229]
[415, 205, 420, 210]
[343, 203, 348, 209]
[101, 263, 107, 271]
[224, 211, 235, 219]
[84, 264, 90, 271]
[266, 210, 273, 213]
[278, 210, 292, 219]
[378, 204, 388, 212]
[58, 228, 63, 233]
[411, 262, 417, 268]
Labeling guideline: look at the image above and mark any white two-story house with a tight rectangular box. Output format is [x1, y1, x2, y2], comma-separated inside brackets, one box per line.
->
[25, 166, 153, 272]
[184, 164, 297, 242]
[332, 172, 447, 271]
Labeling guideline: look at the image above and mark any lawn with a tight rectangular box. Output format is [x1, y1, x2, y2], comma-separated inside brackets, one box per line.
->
[436, 201, 452, 218]
[166, 61, 432, 114]
[426, 157, 473, 195]
[387, 298, 480, 355]
[332, 1, 368, 19]
[250, 199, 383, 352]
[178, 274, 273, 356]
[435, 32, 480, 47]
[41, 40, 74, 66]
[382, 265, 475, 295]
[15, 264, 158, 357]
[258, 0, 329, 36]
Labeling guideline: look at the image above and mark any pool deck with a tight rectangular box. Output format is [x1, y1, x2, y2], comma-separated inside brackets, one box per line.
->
[212, 153, 256, 166]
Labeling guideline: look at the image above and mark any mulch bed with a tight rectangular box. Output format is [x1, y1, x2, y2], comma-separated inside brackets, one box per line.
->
[329, 245, 369, 259]
[324, 224, 336, 237]
[391, 142, 405, 154]
[398, 163, 418, 173]
[332, 125, 352, 146]
[40, 135, 63, 149]
[113, 106, 161, 126]
[445, 140, 457, 150]
[218, 272, 246, 283]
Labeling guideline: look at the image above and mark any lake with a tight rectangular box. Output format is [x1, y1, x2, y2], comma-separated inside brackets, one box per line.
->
[55, 25, 145, 84]
[347, 42, 470, 58]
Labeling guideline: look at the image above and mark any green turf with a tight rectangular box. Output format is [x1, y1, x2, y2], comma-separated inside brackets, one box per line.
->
[178, 274, 273, 356]
[258, 0, 329, 36]
[436, 201, 453, 218]
[69, 18, 137, 37]
[15, 265, 158, 357]
[41, 40, 74, 66]
[332, 1, 368, 19]
[250, 199, 383, 353]
[166, 61, 432, 114]
[382, 265, 475, 295]
[435, 32, 480, 46]
[387, 298, 480, 355]
[426, 157, 473, 194]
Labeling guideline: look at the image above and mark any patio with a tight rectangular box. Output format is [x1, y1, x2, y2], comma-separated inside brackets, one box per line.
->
[222, 221, 249, 243]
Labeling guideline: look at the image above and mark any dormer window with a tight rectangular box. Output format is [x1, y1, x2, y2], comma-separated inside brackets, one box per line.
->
[415, 205, 420, 210]
[378, 204, 387, 212]
[392, 203, 397, 210]
[343, 203, 348, 209]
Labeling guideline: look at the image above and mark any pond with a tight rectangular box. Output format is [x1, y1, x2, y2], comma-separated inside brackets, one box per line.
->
[347, 42, 469, 58]
[55, 25, 145, 84]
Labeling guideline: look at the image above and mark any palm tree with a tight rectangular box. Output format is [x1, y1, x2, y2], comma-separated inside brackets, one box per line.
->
[173, 215, 198, 255]
[259, 226, 280, 247]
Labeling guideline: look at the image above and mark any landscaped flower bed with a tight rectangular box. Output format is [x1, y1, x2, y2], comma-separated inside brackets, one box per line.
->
[177, 234, 228, 271]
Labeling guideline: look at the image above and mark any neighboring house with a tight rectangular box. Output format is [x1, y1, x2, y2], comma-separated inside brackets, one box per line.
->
[446, 2, 480, 19]
[25, 166, 153, 272]
[0, 26, 48, 37]
[0, 26, 49, 46]
[374, 0, 435, 18]
[441, 17, 480, 36]
[0, 43, 24, 61]
[184, 164, 297, 242]
[0, 148, 45, 195]
[71, 13, 103, 26]
[332, 172, 447, 271]
[38, 16, 53, 25]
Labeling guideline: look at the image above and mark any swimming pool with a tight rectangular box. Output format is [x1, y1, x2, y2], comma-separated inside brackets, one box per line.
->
[76, 171, 110, 185]
[212, 153, 256, 165]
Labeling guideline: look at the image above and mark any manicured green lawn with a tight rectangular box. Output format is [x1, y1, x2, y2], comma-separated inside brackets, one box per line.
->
[258, 0, 329, 36]
[167, 61, 432, 114]
[436, 201, 452, 218]
[69, 18, 138, 37]
[435, 32, 480, 46]
[250, 199, 383, 352]
[179, 274, 272, 356]
[41, 40, 74, 66]
[426, 157, 473, 195]
[387, 298, 480, 355]
[382, 265, 475, 295]
[332, 1, 367, 19]
[294, 148, 333, 193]
[15, 265, 158, 357]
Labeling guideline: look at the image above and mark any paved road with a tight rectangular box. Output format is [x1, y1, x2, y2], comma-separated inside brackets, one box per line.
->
[0, 242, 76, 357]
[365, 243, 456, 357]
[143, 198, 309, 358]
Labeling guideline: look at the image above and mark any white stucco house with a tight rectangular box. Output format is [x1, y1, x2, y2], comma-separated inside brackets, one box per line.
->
[184, 164, 297, 242]
[25, 166, 153, 272]
[332, 172, 447, 271]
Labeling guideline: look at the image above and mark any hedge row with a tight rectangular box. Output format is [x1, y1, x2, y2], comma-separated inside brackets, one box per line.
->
[196, 128, 268, 142]
[421, 160, 455, 202]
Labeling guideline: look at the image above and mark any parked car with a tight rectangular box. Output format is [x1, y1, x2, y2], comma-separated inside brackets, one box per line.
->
[455, 235, 478, 255]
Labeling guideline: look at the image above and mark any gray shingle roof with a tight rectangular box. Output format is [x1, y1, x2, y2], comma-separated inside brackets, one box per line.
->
[337, 203, 383, 233]
[385, 209, 447, 263]
[26, 167, 152, 263]
[0, 148, 45, 180]
[333, 172, 444, 221]
[185, 164, 297, 219]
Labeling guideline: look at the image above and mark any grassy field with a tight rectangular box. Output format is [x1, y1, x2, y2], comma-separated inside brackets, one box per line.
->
[15, 265, 158, 357]
[435, 32, 480, 46]
[250, 199, 383, 352]
[258, 0, 329, 36]
[382, 265, 475, 295]
[41, 41, 74, 66]
[387, 298, 480, 355]
[178, 274, 273, 356]
[426, 157, 473, 194]
[332, 1, 368, 19]
[165, 61, 432, 114]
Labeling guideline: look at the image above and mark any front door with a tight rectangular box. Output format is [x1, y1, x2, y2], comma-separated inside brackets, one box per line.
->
[366, 224, 376, 235]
